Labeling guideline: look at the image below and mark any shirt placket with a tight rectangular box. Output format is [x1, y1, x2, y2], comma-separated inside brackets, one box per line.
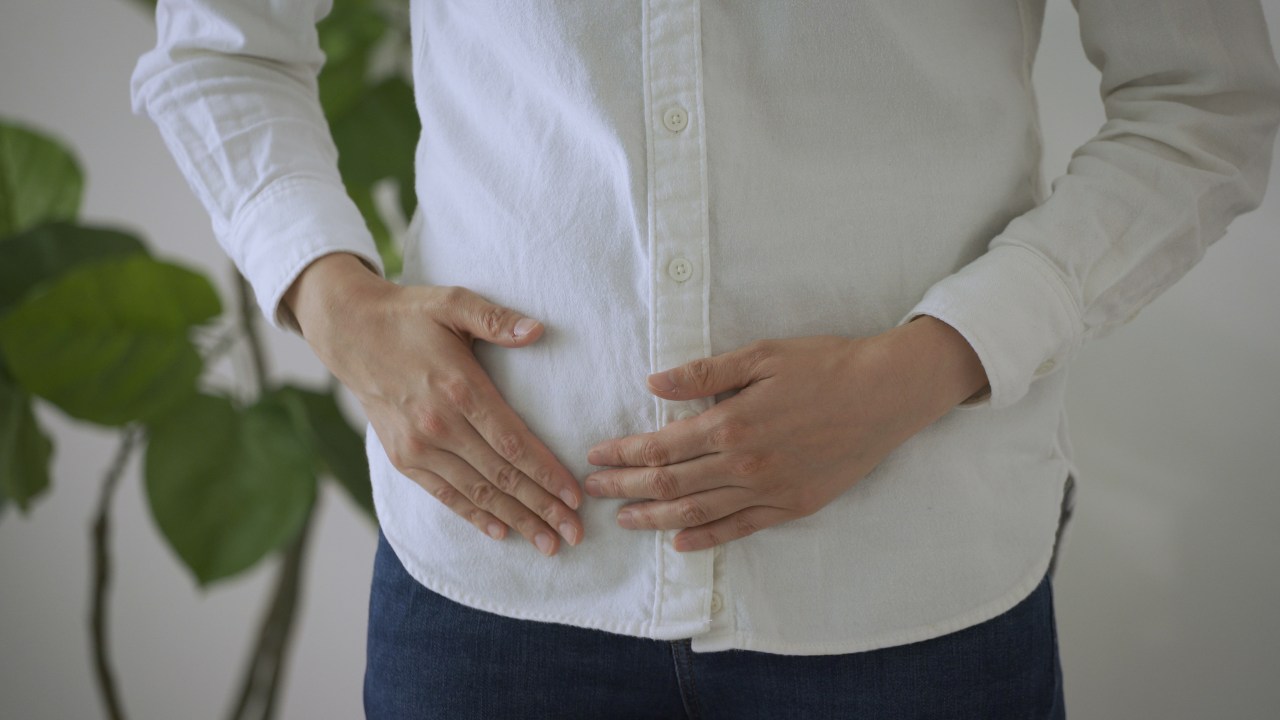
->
[643, 0, 716, 636]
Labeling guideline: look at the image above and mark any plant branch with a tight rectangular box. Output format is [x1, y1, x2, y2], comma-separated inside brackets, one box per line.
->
[90, 426, 142, 720]
[225, 502, 316, 720]
[203, 327, 242, 364]
[235, 269, 268, 394]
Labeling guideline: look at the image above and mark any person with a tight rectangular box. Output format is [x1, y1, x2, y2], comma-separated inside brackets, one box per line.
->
[132, 1, 1280, 717]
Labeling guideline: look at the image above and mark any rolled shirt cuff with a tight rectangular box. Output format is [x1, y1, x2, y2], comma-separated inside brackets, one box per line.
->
[896, 243, 1084, 410]
[225, 175, 386, 331]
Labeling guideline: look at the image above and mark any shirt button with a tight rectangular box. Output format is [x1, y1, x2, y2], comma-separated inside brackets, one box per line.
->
[710, 591, 724, 615]
[1035, 359, 1056, 376]
[663, 106, 689, 133]
[676, 409, 698, 421]
[668, 257, 693, 282]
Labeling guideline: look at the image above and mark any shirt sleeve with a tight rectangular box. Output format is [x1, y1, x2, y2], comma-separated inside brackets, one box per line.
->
[130, 0, 386, 331]
[898, 0, 1280, 409]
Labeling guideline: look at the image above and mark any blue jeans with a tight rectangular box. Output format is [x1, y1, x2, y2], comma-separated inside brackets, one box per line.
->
[364, 530, 1066, 719]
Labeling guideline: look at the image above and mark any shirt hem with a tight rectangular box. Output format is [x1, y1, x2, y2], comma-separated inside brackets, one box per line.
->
[690, 543, 1056, 655]
[377, 520, 712, 642]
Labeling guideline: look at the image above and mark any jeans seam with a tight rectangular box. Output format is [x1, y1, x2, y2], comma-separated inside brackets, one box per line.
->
[670, 640, 703, 720]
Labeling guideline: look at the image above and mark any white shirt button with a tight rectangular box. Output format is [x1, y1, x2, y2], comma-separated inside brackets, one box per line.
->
[663, 106, 688, 133]
[710, 591, 724, 615]
[676, 409, 698, 421]
[668, 257, 693, 282]
[1035, 359, 1056, 376]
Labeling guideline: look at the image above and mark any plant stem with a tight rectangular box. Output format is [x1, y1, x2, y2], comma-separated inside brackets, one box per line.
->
[204, 327, 242, 363]
[235, 269, 268, 393]
[90, 426, 141, 720]
[225, 502, 316, 720]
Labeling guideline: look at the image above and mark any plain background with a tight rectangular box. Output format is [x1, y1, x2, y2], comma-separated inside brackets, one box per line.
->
[2, 1, 1278, 718]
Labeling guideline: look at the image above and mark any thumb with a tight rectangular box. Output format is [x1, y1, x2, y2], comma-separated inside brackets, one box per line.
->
[445, 288, 544, 347]
[647, 342, 769, 399]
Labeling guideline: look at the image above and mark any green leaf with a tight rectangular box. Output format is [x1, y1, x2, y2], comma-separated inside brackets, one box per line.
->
[316, 0, 388, 119]
[0, 222, 147, 314]
[329, 77, 417, 277]
[0, 255, 220, 425]
[276, 385, 374, 519]
[144, 393, 317, 586]
[330, 78, 418, 189]
[0, 370, 53, 512]
[0, 121, 83, 238]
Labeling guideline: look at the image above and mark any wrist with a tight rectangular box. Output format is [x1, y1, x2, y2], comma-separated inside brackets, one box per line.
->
[899, 315, 990, 408]
[282, 252, 387, 339]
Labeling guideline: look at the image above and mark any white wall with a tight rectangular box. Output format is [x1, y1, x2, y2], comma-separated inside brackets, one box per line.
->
[1, 1, 1277, 718]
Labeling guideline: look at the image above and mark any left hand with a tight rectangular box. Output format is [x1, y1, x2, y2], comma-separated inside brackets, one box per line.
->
[583, 316, 988, 552]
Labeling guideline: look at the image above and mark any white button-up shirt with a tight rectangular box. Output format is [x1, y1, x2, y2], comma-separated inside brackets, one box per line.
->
[132, 0, 1280, 654]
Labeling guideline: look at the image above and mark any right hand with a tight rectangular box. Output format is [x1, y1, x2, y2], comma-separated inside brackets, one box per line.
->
[282, 253, 583, 556]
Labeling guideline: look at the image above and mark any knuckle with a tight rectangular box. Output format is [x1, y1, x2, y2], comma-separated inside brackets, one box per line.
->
[647, 467, 680, 499]
[492, 464, 523, 493]
[602, 476, 624, 497]
[469, 482, 498, 510]
[480, 305, 509, 337]
[799, 491, 824, 516]
[400, 433, 431, 462]
[729, 452, 766, 479]
[441, 378, 473, 412]
[440, 285, 468, 305]
[414, 408, 449, 440]
[512, 512, 543, 538]
[732, 511, 760, 538]
[529, 464, 555, 489]
[496, 432, 525, 463]
[534, 495, 559, 521]
[629, 507, 654, 529]
[429, 484, 458, 507]
[677, 498, 709, 526]
[385, 446, 409, 471]
[684, 358, 714, 389]
[760, 474, 788, 499]
[638, 438, 669, 467]
[743, 340, 775, 375]
[708, 421, 745, 451]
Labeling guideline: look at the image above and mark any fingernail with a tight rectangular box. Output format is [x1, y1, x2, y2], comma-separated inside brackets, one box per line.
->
[584, 477, 601, 496]
[486, 522, 505, 540]
[559, 488, 579, 509]
[559, 522, 578, 545]
[587, 448, 603, 465]
[616, 510, 636, 529]
[513, 318, 538, 338]
[647, 370, 677, 392]
[534, 532, 555, 556]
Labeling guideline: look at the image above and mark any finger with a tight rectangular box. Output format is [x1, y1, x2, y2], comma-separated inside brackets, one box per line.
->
[614, 487, 752, 531]
[587, 411, 719, 468]
[645, 340, 775, 400]
[672, 506, 793, 553]
[425, 449, 563, 556]
[473, 450, 583, 546]
[583, 453, 726, 500]
[402, 466, 508, 541]
[460, 367, 584, 511]
[438, 286, 545, 348]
